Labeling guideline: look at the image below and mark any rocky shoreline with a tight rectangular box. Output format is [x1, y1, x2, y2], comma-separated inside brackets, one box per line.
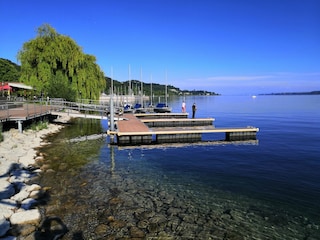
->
[0, 117, 70, 239]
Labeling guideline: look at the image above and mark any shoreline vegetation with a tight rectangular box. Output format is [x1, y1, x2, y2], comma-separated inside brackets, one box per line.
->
[0, 115, 71, 239]
[259, 90, 320, 95]
[0, 57, 219, 99]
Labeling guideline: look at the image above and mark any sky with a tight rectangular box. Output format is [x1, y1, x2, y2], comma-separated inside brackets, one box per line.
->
[1, 0, 319, 95]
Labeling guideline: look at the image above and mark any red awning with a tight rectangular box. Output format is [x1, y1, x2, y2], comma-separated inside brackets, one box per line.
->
[0, 85, 12, 91]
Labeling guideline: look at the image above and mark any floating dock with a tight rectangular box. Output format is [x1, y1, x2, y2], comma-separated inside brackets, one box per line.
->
[107, 113, 259, 145]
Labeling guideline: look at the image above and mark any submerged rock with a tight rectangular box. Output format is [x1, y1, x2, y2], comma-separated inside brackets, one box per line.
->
[130, 226, 145, 238]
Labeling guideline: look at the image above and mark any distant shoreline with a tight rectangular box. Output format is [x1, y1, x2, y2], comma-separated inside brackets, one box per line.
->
[260, 90, 320, 96]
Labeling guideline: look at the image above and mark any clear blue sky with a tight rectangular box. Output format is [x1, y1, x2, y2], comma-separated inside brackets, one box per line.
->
[1, 0, 319, 95]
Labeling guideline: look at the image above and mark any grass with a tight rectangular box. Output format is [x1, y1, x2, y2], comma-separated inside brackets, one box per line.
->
[0, 120, 49, 143]
[28, 120, 49, 131]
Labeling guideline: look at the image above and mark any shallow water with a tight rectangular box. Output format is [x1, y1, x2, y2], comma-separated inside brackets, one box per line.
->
[37, 95, 320, 239]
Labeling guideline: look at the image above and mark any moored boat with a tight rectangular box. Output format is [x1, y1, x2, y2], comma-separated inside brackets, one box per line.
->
[153, 103, 172, 113]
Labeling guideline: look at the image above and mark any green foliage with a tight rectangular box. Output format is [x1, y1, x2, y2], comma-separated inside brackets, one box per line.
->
[47, 70, 77, 101]
[17, 24, 106, 100]
[0, 58, 21, 82]
[28, 120, 48, 131]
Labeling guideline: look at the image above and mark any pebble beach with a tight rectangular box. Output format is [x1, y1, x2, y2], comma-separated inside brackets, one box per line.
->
[0, 117, 69, 239]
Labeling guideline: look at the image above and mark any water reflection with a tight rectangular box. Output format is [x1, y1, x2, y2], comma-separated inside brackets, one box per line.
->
[110, 144, 115, 178]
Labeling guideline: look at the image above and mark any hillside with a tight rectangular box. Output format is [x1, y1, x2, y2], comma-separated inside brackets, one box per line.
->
[260, 91, 320, 95]
[106, 78, 218, 96]
[1, 57, 218, 96]
[0, 58, 21, 82]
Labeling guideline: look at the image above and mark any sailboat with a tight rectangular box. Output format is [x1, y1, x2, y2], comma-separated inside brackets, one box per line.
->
[153, 102, 172, 113]
[153, 74, 172, 113]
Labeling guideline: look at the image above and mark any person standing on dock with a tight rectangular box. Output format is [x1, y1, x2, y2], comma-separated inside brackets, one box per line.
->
[182, 101, 186, 113]
[192, 103, 197, 118]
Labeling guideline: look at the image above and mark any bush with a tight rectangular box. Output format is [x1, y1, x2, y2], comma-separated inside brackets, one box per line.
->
[29, 121, 48, 131]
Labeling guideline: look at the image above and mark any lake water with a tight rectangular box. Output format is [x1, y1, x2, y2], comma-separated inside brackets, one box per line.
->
[38, 95, 320, 239]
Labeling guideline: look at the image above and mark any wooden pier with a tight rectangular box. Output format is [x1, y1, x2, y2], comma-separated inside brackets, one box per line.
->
[108, 113, 259, 145]
[0, 99, 108, 132]
[0, 102, 60, 132]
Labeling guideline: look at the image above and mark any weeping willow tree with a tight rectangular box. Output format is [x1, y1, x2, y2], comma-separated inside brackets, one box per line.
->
[17, 24, 106, 101]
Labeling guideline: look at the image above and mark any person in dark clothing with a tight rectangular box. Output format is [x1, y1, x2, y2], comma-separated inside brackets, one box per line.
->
[192, 103, 196, 118]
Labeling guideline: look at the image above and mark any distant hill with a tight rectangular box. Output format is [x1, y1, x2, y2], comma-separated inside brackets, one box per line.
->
[0, 57, 219, 96]
[0, 58, 21, 82]
[260, 91, 320, 95]
[106, 78, 219, 96]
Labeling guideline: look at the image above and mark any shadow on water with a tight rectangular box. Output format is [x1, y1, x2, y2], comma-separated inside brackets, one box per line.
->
[33, 217, 69, 240]
[71, 231, 85, 240]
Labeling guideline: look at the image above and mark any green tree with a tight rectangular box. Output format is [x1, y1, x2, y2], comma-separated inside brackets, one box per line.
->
[17, 24, 106, 101]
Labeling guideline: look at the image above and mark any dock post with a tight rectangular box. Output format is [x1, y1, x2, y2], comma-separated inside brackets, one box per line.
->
[110, 97, 115, 131]
[110, 67, 115, 132]
[17, 120, 23, 133]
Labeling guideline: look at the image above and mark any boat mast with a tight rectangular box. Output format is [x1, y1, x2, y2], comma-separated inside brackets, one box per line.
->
[140, 67, 143, 106]
[150, 75, 153, 106]
[128, 64, 131, 96]
[165, 70, 168, 106]
[110, 67, 115, 131]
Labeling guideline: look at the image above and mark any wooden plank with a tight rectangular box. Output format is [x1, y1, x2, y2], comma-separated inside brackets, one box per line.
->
[111, 127, 259, 136]
[117, 114, 150, 133]
[140, 118, 215, 123]
[134, 113, 189, 119]
[0, 104, 59, 121]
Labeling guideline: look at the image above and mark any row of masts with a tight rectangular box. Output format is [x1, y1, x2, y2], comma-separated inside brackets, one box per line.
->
[108, 65, 169, 132]
[109, 65, 169, 107]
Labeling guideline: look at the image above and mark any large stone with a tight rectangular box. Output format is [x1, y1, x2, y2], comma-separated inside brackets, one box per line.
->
[10, 209, 41, 225]
[26, 184, 41, 193]
[11, 186, 29, 202]
[8, 169, 33, 184]
[29, 190, 41, 199]
[21, 198, 37, 210]
[0, 216, 10, 237]
[0, 199, 16, 218]
[0, 158, 13, 176]
[0, 177, 15, 200]
[19, 149, 36, 167]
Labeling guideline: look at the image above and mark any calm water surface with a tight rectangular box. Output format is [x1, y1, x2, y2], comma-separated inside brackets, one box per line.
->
[38, 95, 320, 239]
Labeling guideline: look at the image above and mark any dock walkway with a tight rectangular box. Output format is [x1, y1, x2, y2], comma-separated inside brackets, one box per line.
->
[109, 113, 259, 145]
[117, 114, 150, 132]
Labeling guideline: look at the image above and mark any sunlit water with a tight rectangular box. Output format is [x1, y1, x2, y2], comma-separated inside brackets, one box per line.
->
[37, 95, 320, 239]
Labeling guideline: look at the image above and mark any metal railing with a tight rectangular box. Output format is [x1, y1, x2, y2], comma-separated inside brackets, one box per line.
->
[49, 99, 111, 116]
[1, 98, 116, 122]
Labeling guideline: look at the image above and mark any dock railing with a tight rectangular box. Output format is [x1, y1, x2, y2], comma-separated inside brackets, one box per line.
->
[49, 98, 110, 116]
